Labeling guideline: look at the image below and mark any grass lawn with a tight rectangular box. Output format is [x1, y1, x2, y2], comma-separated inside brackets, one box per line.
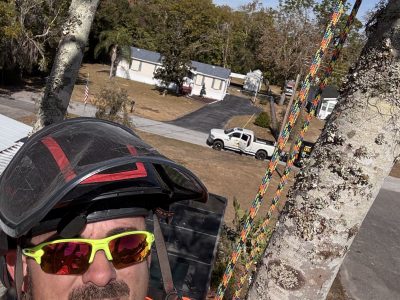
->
[136, 130, 292, 225]
[71, 64, 205, 121]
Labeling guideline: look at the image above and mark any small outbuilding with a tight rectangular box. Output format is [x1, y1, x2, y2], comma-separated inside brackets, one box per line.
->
[243, 69, 263, 93]
[307, 85, 339, 120]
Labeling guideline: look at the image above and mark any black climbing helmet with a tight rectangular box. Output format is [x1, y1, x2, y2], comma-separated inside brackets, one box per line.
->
[0, 117, 208, 239]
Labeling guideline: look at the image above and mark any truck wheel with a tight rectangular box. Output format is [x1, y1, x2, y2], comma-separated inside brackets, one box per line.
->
[255, 150, 267, 160]
[212, 140, 223, 151]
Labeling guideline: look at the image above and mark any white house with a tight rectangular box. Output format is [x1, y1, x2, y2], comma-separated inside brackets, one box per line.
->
[307, 85, 339, 120]
[116, 47, 162, 85]
[116, 47, 231, 101]
[188, 61, 230, 101]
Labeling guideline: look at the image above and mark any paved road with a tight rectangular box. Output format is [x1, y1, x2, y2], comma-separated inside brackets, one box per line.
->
[0, 95, 34, 119]
[0, 93, 209, 147]
[68, 101, 209, 147]
[339, 176, 400, 300]
[168, 95, 262, 133]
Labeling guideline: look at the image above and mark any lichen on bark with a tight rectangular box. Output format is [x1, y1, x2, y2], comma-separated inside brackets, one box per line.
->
[248, 1, 400, 299]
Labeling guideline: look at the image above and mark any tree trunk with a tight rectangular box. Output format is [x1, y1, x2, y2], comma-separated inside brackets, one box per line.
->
[33, 0, 100, 131]
[248, 1, 400, 299]
[269, 96, 278, 140]
[279, 92, 286, 106]
[110, 45, 117, 78]
[279, 73, 301, 136]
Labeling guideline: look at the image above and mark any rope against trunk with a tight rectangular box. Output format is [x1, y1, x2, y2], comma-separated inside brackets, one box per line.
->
[232, 1, 363, 298]
[214, 2, 346, 299]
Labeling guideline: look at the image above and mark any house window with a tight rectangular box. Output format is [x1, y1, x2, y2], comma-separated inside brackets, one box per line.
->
[130, 60, 142, 71]
[212, 79, 223, 90]
[195, 75, 204, 86]
[327, 102, 336, 113]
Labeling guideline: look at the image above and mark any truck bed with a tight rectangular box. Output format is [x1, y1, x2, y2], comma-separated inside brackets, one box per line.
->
[254, 137, 275, 146]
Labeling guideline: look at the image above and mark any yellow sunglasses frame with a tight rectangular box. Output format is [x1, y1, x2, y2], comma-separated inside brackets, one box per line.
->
[22, 231, 155, 265]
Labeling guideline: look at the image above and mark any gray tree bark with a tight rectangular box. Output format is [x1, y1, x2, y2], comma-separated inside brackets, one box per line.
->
[34, 0, 100, 131]
[248, 1, 400, 299]
[110, 44, 117, 78]
[279, 73, 301, 135]
[279, 91, 286, 106]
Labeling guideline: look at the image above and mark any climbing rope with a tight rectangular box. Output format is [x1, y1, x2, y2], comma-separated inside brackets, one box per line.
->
[216, 1, 344, 300]
[214, 2, 346, 299]
[232, 1, 363, 298]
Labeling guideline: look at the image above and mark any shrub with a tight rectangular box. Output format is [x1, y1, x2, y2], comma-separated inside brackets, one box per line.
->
[259, 99, 268, 105]
[94, 83, 132, 128]
[254, 112, 270, 128]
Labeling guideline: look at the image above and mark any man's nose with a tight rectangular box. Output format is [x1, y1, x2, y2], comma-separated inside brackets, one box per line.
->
[82, 250, 116, 286]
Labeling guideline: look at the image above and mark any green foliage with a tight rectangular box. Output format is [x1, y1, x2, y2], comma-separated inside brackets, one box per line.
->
[0, 1, 20, 39]
[254, 112, 271, 128]
[0, 0, 368, 89]
[94, 83, 132, 127]
[94, 26, 133, 61]
[153, 14, 191, 91]
[0, 0, 69, 75]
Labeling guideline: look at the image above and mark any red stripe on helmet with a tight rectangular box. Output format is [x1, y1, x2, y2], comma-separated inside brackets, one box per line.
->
[80, 144, 147, 184]
[126, 145, 138, 155]
[80, 163, 147, 184]
[41, 136, 76, 182]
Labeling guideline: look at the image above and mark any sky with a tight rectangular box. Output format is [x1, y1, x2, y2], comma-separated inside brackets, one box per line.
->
[213, 0, 381, 22]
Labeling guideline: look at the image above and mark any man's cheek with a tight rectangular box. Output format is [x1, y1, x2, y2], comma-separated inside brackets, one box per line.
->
[28, 263, 79, 300]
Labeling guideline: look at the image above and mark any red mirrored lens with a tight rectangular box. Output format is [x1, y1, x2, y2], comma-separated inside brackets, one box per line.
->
[109, 233, 150, 269]
[41, 242, 91, 275]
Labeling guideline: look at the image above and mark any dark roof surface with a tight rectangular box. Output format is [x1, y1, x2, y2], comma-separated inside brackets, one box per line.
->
[191, 61, 230, 79]
[130, 47, 230, 79]
[307, 85, 339, 101]
[130, 47, 162, 64]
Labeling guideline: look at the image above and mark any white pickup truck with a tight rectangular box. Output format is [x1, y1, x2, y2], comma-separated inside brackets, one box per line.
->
[206, 127, 276, 160]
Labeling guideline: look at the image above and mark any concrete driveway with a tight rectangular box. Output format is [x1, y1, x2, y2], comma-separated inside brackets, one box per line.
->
[339, 176, 400, 299]
[168, 95, 262, 133]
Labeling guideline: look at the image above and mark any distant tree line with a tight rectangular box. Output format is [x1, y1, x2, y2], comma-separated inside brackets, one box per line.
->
[0, 0, 365, 86]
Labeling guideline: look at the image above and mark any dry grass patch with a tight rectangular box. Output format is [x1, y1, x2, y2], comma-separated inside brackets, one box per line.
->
[137, 131, 294, 225]
[71, 64, 205, 121]
[269, 84, 282, 95]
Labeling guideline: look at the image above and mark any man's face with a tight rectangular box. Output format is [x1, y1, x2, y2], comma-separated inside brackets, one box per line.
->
[11, 217, 151, 300]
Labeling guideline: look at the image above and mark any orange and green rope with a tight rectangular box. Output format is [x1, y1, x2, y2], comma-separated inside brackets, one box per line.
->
[215, 2, 346, 299]
[232, 1, 363, 298]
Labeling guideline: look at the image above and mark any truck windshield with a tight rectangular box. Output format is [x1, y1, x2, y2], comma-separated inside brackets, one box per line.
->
[224, 128, 234, 134]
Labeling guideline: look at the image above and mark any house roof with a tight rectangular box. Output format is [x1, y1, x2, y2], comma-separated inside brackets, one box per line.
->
[191, 61, 230, 80]
[307, 85, 339, 101]
[0, 114, 32, 151]
[0, 141, 24, 176]
[130, 47, 162, 64]
[130, 47, 230, 80]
